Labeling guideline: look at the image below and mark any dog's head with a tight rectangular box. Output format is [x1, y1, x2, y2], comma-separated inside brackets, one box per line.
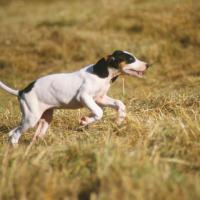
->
[93, 50, 149, 79]
[107, 50, 149, 78]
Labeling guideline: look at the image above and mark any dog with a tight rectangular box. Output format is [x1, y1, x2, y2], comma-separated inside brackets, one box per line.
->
[0, 50, 149, 145]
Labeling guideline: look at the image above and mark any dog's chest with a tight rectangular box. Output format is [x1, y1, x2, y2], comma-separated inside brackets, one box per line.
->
[92, 82, 110, 99]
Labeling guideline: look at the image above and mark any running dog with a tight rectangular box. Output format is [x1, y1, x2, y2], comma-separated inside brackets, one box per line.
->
[0, 50, 149, 144]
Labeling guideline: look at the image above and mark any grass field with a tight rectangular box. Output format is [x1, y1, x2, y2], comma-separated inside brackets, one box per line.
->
[0, 0, 200, 199]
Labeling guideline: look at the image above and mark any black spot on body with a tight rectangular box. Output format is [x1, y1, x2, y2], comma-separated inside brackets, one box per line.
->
[19, 81, 35, 96]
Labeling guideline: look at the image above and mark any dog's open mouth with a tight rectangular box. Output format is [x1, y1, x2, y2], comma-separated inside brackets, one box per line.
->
[136, 70, 145, 77]
[125, 69, 145, 78]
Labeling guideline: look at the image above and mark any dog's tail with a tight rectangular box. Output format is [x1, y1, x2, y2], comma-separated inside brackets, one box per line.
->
[0, 81, 19, 96]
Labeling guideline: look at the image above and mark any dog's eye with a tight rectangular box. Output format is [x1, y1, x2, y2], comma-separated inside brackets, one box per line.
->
[128, 57, 135, 63]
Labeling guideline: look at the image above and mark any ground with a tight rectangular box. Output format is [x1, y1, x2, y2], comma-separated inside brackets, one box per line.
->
[0, 0, 200, 199]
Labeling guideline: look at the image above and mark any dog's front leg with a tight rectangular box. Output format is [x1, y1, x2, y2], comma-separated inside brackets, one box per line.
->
[96, 95, 126, 124]
[79, 93, 103, 125]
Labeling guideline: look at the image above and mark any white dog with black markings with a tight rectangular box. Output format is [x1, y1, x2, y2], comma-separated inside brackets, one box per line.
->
[0, 50, 149, 145]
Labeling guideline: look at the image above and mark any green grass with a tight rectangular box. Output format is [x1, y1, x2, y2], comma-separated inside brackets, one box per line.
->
[0, 0, 200, 199]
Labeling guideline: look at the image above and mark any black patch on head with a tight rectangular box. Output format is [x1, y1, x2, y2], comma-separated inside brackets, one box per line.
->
[19, 81, 35, 97]
[93, 58, 109, 78]
[93, 50, 135, 79]
[111, 50, 136, 65]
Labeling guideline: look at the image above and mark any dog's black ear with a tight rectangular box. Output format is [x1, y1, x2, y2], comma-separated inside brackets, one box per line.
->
[112, 50, 123, 56]
[107, 55, 119, 69]
[93, 58, 109, 78]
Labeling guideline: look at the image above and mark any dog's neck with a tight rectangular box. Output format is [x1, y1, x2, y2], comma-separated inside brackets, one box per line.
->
[92, 58, 121, 83]
[108, 68, 121, 83]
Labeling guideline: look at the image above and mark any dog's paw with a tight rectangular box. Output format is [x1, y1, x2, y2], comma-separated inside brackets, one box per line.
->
[9, 136, 19, 147]
[80, 116, 95, 126]
[80, 116, 89, 126]
[8, 130, 20, 146]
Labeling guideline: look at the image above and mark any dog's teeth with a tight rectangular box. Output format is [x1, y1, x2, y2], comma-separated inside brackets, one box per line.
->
[138, 72, 143, 76]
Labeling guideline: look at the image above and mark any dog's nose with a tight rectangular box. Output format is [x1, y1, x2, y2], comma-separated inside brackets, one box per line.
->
[146, 63, 150, 68]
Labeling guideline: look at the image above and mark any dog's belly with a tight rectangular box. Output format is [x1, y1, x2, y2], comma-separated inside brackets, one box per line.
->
[60, 98, 83, 109]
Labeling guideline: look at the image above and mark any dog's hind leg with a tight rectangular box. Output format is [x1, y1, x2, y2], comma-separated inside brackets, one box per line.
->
[9, 115, 41, 145]
[32, 109, 54, 141]
[32, 120, 43, 142]
[38, 109, 54, 137]
[9, 99, 42, 145]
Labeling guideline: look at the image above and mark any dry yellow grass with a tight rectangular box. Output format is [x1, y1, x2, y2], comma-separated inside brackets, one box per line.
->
[0, 0, 200, 199]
